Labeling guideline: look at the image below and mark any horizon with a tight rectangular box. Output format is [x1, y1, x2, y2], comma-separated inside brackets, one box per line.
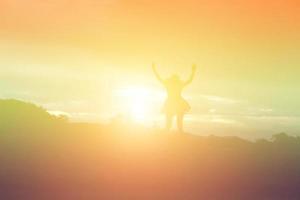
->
[1, 0, 300, 139]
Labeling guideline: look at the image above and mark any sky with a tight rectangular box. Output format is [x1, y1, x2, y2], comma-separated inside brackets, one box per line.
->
[0, 0, 300, 139]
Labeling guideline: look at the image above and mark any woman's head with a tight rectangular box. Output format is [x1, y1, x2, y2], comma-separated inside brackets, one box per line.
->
[170, 74, 180, 81]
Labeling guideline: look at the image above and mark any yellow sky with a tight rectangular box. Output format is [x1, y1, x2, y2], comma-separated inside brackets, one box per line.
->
[0, 0, 300, 138]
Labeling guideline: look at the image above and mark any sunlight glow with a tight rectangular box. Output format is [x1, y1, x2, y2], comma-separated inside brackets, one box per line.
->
[116, 86, 162, 124]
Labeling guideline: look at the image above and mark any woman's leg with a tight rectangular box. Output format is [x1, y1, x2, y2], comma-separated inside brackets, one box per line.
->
[177, 113, 184, 133]
[166, 113, 173, 131]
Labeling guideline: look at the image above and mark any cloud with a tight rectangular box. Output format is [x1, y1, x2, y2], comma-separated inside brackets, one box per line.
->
[199, 94, 240, 105]
[47, 110, 70, 117]
[187, 114, 243, 126]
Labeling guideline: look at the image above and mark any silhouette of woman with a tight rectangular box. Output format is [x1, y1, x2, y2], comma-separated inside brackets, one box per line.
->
[152, 63, 197, 133]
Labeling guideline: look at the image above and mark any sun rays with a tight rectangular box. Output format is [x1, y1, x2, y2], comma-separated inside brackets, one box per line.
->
[115, 86, 164, 124]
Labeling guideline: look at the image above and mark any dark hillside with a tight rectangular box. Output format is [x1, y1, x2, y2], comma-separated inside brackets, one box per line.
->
[1, 100, 300, 200]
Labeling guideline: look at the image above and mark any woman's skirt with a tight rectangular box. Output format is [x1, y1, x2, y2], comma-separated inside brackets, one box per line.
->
[162, 97, 191, 115]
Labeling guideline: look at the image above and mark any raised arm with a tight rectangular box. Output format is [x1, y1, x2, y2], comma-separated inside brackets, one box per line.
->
[184, 64, 197, 86]
[152, 63, 164, 84]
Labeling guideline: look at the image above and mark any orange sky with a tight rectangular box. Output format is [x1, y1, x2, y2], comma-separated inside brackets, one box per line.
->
[1, 0, 299, 42]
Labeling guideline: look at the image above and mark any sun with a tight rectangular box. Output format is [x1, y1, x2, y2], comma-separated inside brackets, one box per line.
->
[116, 86, 161, 124]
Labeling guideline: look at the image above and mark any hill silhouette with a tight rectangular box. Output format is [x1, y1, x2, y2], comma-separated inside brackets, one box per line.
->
[0, 99, 66, 133]
[1, 99, 300, 200]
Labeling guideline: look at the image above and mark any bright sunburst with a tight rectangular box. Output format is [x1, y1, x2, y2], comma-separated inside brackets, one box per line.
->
[116, 86, 161, 124]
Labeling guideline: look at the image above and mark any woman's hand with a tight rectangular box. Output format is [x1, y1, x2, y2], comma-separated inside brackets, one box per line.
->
[152, 63, 156, 70]
[192, 64, 197, 72]
[152, 63, 164, 83]
[183, 64, 197, 86]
